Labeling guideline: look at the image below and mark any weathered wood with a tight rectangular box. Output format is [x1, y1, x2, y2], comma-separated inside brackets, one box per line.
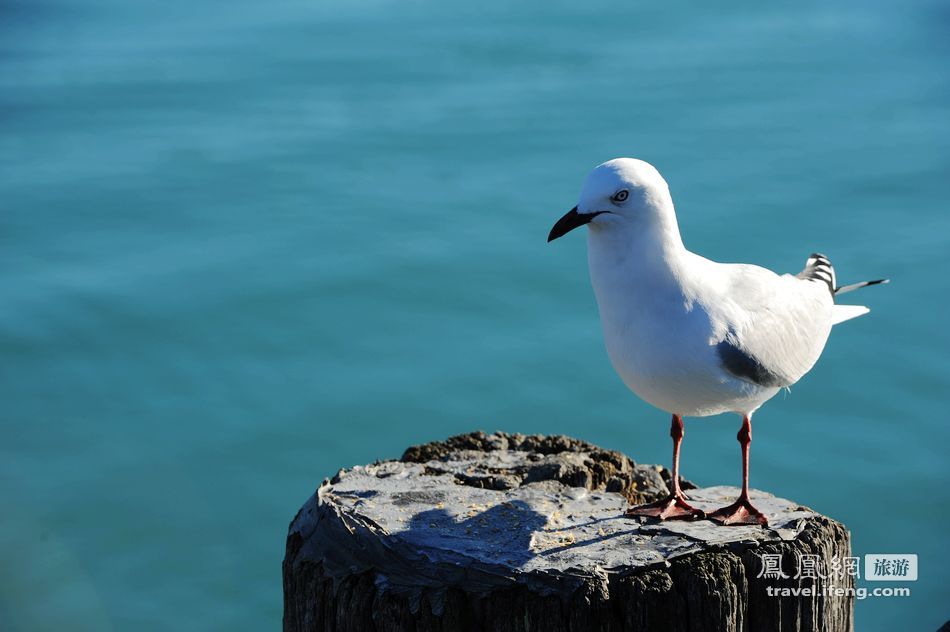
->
[283, 432, 853, 631]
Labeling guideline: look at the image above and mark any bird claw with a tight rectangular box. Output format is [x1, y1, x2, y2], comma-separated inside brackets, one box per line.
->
[707, 495, 769, 526]
[625, 493, 706, 521]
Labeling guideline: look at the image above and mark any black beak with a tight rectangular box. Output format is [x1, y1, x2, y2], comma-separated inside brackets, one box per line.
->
[548, 207, 602, 242]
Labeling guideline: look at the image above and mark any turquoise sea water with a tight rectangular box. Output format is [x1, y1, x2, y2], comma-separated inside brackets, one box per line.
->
[2, 0, 948, 629]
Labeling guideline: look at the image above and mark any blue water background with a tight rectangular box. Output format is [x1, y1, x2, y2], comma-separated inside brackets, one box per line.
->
[2, 0, 948, 629]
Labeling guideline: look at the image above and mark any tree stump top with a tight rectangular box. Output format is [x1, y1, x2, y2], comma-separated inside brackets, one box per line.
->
[286, 432, 839, 602]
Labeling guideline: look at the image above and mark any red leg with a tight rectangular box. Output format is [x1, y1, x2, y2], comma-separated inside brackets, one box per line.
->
[708, 415, 769, 526]
[626, 414, 705, 520]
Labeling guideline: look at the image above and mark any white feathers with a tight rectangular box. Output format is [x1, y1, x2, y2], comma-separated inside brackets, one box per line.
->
[831, 304, 871, 325]
[560, 157, 886, 417]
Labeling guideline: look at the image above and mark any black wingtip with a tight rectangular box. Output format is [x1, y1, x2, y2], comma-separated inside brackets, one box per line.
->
[833, 278, 890, 296]
[715, 339, 787, 388]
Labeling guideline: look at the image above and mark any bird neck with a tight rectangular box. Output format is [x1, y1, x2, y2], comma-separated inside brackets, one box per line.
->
[586, 213, 692, 346]
[587, 206, 688, 283]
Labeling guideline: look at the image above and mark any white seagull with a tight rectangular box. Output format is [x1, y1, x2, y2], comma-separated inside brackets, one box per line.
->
[548, 158, 887, 526]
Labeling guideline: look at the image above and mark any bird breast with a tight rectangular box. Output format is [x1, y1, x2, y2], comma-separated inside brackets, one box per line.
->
[587, 245, 776, 417]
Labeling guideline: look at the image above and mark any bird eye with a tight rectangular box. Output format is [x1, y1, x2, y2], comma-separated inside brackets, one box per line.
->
[612, 189, 629, 203]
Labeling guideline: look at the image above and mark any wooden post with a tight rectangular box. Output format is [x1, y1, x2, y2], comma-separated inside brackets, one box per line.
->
[283, 432, 853, 631]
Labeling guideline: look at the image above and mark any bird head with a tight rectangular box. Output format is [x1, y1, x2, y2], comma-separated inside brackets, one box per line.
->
[547, 158, 674, 242]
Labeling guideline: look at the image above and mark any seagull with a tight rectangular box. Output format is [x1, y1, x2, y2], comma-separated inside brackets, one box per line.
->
[547, 158, 887, 526]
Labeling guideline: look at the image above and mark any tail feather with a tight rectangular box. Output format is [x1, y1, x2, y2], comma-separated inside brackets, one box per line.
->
[797, 252, 888, 325]
[832, 305, 870, 325]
